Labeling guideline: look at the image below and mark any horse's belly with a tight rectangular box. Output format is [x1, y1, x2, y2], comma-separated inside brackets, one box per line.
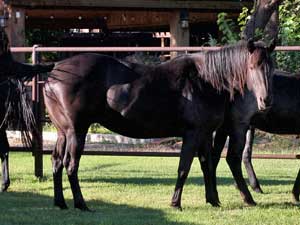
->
[252, 113, 300, 134]
[97, 110, 183, 138]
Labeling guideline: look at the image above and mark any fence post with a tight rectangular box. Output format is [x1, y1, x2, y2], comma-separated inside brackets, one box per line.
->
[31, 45, 43, 178]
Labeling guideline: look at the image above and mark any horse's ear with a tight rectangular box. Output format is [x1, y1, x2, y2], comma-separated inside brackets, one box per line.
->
[247, 38, 256, 53]
[268, 39, 276, 53]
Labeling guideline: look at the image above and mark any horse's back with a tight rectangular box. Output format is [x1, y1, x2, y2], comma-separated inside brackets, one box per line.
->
[48, 53, 142, 87]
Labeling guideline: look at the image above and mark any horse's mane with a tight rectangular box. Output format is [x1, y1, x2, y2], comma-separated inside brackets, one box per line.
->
[192, 40, 249, 99]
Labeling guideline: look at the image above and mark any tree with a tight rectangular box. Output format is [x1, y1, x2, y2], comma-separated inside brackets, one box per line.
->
[216, 0, 283, 44]
[217, 0, 300, 72]
[242, 0, 284, 41]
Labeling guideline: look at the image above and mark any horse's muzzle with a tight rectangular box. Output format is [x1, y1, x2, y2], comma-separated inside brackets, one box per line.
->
[258, 96, 273, 112]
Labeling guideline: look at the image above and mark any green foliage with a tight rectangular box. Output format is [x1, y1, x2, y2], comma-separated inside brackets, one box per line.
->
[217, 12, 240, 44]
[237, 7, 251, 33]
[206, 34, 218, 46]
[215, 2, 300, 73]
[279, 0, 300, 45]
[43, 122, 57, 132]
[276, 0, 300, 72]
[26, 29, 62, 62]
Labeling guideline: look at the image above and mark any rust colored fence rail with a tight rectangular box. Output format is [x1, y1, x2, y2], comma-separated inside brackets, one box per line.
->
[10, 46, 300, 53]
[9, 45, 300, 178]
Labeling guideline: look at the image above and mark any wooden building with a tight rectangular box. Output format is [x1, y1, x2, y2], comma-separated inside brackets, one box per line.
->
[1, 0, 252, 56]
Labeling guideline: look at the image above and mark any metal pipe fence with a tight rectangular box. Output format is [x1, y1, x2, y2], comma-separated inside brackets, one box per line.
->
[10, 46, 300, 53]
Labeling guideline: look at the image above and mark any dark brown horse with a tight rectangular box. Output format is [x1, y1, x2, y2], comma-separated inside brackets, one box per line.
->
[43, 39, 274, 211]
[236, 70, 300, 204]
[0, 27, 54, 192]
[211, 69, 300, 206]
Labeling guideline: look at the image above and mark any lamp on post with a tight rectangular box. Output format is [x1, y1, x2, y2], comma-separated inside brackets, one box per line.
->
[0, 16, 8, 27]
[180, 9, 189, 29]
[0, 11, 9, 27]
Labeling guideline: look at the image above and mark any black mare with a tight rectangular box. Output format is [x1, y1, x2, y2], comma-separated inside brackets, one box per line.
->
[235, 70, 300, 203]
[212, 69, 300, 207]
[43, 40, 274, 211]
[0, 28, 54, 191]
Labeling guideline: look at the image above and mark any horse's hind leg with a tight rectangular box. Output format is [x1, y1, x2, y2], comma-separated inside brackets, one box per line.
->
[0, 131, 10, 192]
[52, 131, 67, 209]
[198, 131, 220, 207]
[242, 128, 263, 193]
[64, 129, 89, 211]
[292, 168, 300, 204]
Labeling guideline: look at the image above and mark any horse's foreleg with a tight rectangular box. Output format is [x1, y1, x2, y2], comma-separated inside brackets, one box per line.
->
[52, 132, 67, 209]
[64, 130, 89, 211]
[0, 132, 10, 192]
[226, 127, 256, 206]
[171, 130, 197, 210]
[292, 168, 300, 203]
[242, 128, 263, 193]
[198, 132, 220, 207]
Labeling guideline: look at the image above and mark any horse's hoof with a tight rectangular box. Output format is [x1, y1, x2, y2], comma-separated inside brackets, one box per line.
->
[206, 193, 221, 207]
[1, 184, 9, 192]
[292, 198, 300, 204]
[293, 200, 300, 206]
[292, 193, 299, 203]
[75, 203, 92, 212]
[170, 203, 182, 211]
[207, 200, 220, 207]
[244, 199, 257, 206]
[252, 186, 263, 194]
[54, 202, 68, 210]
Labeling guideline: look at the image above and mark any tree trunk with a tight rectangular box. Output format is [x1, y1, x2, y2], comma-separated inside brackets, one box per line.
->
[243, 0, 283, 40]
[264, 6, 279, 41]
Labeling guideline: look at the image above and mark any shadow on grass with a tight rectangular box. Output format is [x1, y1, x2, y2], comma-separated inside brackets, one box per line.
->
[0, 191, 194, 225]
[257, 201, 300, 209]
[79, 175, 295, 187]
[80, 163, 123, 172]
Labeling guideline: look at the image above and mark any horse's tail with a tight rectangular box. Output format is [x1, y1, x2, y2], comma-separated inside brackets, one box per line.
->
[2, 79, 36, 149]
[13, 62, 55, 81]
[32, 64, 55, 74]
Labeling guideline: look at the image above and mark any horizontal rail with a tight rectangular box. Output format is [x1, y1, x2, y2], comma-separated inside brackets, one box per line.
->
[10, 147, 300, 159]
[10, 46, 219, 53]
[10, 46, 300, 53]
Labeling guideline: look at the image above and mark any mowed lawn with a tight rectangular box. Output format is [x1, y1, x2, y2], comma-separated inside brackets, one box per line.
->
[0, 152, 299, 225]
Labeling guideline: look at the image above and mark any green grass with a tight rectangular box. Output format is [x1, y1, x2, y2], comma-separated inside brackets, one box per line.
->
[1, 153, 300, 225]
